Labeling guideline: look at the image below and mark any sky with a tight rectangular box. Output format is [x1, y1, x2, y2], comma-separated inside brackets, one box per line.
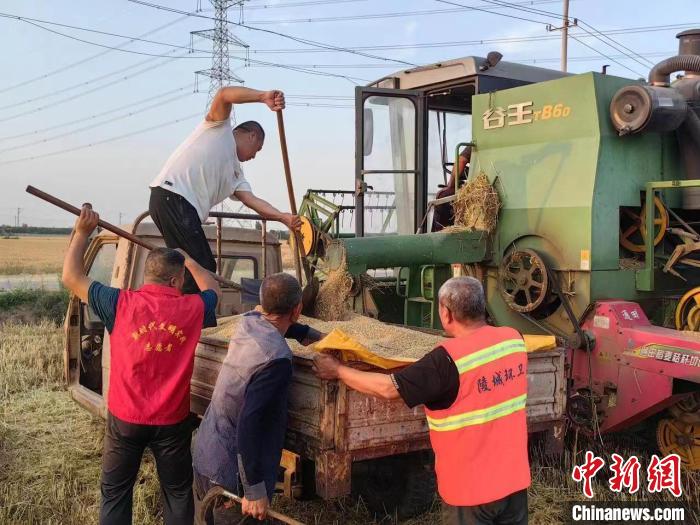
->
[0, 0, 697, 227]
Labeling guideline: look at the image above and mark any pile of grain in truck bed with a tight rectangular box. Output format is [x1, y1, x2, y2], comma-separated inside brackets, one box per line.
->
[202, 314, 443, 360]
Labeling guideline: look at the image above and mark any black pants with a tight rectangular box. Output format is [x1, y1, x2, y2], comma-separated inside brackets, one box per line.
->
[100, 412, 194, 525]
[149, 186, 216, 294]
[442, 489, 528, 525]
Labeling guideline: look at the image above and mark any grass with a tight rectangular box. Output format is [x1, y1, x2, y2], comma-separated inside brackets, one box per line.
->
[0, 321, 163, 525]
[0, 236, 69, 275]
[1, 319, 699, 524]
[0, 288, 69, 325]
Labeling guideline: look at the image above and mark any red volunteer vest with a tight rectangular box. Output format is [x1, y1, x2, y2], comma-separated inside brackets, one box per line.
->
[425, 326, 530, 506]
[108, 284, 205, 425]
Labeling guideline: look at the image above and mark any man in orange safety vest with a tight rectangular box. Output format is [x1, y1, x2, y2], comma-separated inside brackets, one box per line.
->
[313, 276, 530, 524]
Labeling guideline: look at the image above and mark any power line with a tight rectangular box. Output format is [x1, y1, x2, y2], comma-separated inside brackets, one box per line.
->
[0, 12, 212, 59]
[228, 23, 696, 53]
[244, 0, 569, 25]
[0, 47, 198, 125]
[470, 0, 654, 68]
[248, 51, 676, 70]
[434, 0, 552, 25]
[0, 52, 190, 113]
[475, 0, 568, 20]
[246, 0, 369, 9]
[568, 33, 644, 77]
[127, 0, 419, 66]
[0, 89, 353, 144]
[0, 112, 202, 166]
[0, 85, 194, 141]
[236, 57, 369, 82]
[0, 12, 368, 91]
[287, 102, 353, 108]
[523, 50, 672, 65]
[0, 91, 194, 155]
[0, 14, 189, 95]
[578, 20, 655, 68]
[0, 102, 355, 166]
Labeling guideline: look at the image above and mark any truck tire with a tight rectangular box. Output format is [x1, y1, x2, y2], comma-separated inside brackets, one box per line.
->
[352, 452, 436, 520]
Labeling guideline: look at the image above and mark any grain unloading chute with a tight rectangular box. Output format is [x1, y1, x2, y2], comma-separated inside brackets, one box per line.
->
[297, 28, 700, 466]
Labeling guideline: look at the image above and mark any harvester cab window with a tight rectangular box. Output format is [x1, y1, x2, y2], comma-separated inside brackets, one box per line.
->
[362, 95, 417, 236]
[421, 82, 475, 232]
[428, 111, 472, 194]
[427, 110, 472, 231]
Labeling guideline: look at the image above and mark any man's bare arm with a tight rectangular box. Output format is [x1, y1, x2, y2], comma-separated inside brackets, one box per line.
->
[206, 87, 285, 122]
[62, 206, 99, 302]
[313, 354, 400, 400]
[176, 249, 222, 302]
[234, 190, 302, 231]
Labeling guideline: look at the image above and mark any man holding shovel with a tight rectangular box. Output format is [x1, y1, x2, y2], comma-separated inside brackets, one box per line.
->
[62, 205, 221, 525]
[149, 86, 302, 293]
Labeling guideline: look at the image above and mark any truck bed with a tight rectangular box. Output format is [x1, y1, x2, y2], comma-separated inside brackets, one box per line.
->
[191, 335, 566, 498]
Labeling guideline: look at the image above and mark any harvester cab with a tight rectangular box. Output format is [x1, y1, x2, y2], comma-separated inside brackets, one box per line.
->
[298, 29, 700, 466]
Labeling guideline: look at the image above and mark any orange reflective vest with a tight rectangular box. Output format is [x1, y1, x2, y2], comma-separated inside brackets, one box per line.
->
[424, 326, 530, 506]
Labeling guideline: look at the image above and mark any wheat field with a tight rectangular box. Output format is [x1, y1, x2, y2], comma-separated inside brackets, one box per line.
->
[1, 320, 699, 524]
[0, 236, 69, 275]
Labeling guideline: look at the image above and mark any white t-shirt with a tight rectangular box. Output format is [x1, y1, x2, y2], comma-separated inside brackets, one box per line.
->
[150, 119, 252, 223]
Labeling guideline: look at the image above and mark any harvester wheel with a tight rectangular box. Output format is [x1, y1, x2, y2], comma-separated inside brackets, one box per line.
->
[619, 197, 668, 253]
[499, 249, 549, 313]
[669, 393, 700, 424]
[298, 216, 317, 256]
[657, 418, 700, 469]
[675, 286, 700, 330]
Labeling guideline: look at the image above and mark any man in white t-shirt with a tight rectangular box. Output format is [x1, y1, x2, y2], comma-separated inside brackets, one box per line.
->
[149, 86, 302, 293]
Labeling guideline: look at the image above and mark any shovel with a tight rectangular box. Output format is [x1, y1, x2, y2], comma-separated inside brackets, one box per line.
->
[25, 185, 241, 291]
[275, 110, 319, 313]
[198, 485, 304, 525]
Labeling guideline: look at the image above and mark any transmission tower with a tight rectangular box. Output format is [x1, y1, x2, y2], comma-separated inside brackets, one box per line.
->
[191, 0, 249, 112]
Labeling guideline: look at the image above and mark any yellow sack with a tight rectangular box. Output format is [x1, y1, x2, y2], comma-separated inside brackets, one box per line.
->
[314, 328, 416, 370]
[523, 334, 557, 352]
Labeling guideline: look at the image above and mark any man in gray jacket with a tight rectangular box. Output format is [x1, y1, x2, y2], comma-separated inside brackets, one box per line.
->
[193, 273, 321, 522]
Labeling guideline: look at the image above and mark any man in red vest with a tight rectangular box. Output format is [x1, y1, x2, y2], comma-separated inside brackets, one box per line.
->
[313, 276, 530, 524]
[62, 205, 220, 525]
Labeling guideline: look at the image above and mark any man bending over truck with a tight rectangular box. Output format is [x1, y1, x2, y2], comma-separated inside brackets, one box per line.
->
[313, 277, 530, 525]
[62, 205, 221, 525]
[193, 273, 322, 523]
[149, 86, 302, 294]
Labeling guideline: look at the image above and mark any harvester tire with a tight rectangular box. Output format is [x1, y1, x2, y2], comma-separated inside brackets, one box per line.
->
[669, 392, 700, 424]
[675, 286, 700, 331]
[352, 453, 436, 520]
[657, 418, 700, 469]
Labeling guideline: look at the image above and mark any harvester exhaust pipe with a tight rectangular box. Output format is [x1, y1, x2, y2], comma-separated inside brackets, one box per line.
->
[649, 29, 700, 86]
[610, 28, 700, 208]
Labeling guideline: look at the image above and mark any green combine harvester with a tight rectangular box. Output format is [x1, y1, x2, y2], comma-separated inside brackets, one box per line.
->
[298, 29, 700, 465]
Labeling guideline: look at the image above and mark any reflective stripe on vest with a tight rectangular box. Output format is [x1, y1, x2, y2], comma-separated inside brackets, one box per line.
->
[426, 392, 526, 431]
[454, 338, 526, 374]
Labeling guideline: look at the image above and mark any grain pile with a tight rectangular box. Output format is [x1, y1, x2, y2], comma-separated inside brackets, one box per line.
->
[202, 313, 442, 360]
[447, 171, 501, 233]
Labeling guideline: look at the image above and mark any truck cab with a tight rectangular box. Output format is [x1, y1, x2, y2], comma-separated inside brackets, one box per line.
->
[64, 216, 281, 418]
